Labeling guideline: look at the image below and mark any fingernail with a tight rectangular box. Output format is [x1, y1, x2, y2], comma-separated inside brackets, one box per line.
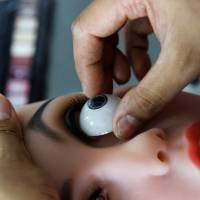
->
[0, 95, 11, 120]
[115, 115, 141, 140]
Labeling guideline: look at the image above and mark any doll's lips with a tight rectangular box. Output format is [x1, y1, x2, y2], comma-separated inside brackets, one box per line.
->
[186, 122, 200, 170]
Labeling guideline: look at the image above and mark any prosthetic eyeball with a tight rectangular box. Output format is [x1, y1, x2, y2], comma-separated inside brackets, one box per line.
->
[80, 94, 121, 136]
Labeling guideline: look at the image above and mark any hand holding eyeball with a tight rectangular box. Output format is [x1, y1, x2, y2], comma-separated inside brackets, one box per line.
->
[80, 94, 121, 137]
[73, 0, 200, 140]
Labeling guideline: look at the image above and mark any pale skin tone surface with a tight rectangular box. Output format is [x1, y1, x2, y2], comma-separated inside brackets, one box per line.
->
[0, 92, 200, 199]
[72, 0, 200, 139]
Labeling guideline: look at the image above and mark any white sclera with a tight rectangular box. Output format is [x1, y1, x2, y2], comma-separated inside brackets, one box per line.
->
[80, 94, 121, 137]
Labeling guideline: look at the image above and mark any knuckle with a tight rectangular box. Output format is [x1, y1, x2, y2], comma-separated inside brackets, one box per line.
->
[71, 18, 78, 34]
[0, 129, 16, 137]
[120, 0, 146, 19]
[133, 87, 165, 119]
[0, 121, 18, 136]
[71, 17, 84, 37]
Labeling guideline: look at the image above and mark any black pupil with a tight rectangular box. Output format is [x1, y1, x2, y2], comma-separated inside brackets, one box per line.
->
[88, 95, 108, 110]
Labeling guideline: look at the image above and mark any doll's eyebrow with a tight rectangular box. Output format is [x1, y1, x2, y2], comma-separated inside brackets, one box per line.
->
[28, 98, 92, 144]
[28, 99, 65, 142]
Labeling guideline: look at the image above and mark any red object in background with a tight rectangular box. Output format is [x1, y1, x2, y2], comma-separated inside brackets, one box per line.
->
[186, 122, 200, 170]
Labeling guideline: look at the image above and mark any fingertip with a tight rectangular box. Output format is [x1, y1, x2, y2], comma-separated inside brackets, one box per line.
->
[82, 74, 113, 97]
[0, 94, 23, 139]
[113, 90, 142, 140]
[113, 49, 131, 84]
[128, 49, 151, 80]
[0, 94, 12, 120]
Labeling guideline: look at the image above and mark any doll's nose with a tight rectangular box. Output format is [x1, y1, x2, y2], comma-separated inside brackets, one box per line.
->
[126, 128, 170, 176]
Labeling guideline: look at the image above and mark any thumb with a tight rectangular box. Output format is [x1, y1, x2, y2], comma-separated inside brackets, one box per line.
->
[113, 47, 199, 140]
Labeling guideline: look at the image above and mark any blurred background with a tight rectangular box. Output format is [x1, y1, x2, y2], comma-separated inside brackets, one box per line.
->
[0, 0, 199, 107]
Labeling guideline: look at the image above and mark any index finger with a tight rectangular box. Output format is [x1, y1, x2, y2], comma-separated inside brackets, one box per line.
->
[72, 0, 147, 96]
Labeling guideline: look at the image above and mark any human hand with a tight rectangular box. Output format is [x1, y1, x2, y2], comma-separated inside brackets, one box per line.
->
[0, 95, 59, 200]
[72, 0, 200, 139]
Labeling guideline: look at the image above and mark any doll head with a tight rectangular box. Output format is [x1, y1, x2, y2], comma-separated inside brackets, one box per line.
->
[17, 92, 200, 200]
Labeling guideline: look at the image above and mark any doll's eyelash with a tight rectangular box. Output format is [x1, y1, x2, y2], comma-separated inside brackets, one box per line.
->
[88, 188, 108, 200]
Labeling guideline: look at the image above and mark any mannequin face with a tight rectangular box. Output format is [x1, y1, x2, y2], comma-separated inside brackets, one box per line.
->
[17, 92, 200, 200]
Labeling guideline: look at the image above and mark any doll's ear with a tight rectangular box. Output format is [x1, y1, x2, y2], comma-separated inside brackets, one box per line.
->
[16, 101, 46, 129]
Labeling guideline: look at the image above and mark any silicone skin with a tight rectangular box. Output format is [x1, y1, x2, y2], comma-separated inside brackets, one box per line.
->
[16, 92, 200, 200]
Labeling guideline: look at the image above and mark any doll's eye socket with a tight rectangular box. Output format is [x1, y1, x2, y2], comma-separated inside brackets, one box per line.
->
[87, 95, 108, 110]
[80, 94, 121, 137]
